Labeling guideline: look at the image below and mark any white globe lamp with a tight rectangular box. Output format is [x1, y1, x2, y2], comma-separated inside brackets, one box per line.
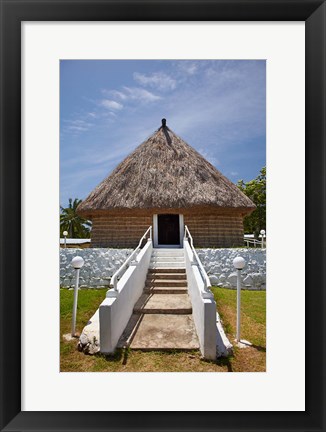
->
[63, 230, 68, 248]
[233, 256, 245, 270]
[260, 229, 266, 248]
[71, 256, 84, 269]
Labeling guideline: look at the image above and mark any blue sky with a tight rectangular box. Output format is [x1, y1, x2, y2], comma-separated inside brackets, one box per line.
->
[60, 60, 265, 207]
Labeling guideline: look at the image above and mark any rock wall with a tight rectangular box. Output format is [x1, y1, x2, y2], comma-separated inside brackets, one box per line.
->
[198, 248, 266, 290]
[60, 248, 132, 288]
[60, 248, 266, 290]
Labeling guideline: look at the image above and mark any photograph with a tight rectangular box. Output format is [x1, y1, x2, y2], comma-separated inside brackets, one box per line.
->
[59, 59, 266, 372]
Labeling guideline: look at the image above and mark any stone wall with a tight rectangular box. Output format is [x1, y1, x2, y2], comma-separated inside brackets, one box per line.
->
[60, 248, 266, 290]
[60, 248, 132, 288]
[198, 248, 266, 290]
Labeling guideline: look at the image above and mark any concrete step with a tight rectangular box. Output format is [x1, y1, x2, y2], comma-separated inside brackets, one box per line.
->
[133, 294, 192, 314]
[149, 262, 185, 268]
[144, 286, 188, 294]
[152, 248, 184, 255]
[117, 313, 144, 348]
[151, 256, 185, 262]
[151, 253, 184, 258]
[119, 314, 199, 350]
[151, 253, 184, 259]
[146, 272, 187, 280]
[145, 279, 187, 287]
[148, 268, 186, 274]
[151, 256, 184, 261]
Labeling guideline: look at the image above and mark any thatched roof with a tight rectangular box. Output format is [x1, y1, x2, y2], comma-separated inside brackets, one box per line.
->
[77, 122, 255, 217]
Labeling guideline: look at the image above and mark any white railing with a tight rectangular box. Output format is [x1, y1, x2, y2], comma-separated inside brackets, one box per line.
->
[110, 226, 152, 293]
[184, 225, 212, 297]
[244, 238, 265, 248]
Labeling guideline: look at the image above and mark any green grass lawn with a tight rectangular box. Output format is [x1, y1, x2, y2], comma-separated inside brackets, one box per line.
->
[60, 288, 106, 333]
[212, 287, 266, 348]
[60, 287, 266, 372]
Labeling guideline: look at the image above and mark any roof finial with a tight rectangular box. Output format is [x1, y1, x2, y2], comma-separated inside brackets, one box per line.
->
[161, 118, 167, 128]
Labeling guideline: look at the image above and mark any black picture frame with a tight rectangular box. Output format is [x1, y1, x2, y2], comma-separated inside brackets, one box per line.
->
[0, 1, 325, 431]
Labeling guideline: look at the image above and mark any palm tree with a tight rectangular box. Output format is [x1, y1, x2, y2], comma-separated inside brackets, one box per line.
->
[60, 198, 92, 238]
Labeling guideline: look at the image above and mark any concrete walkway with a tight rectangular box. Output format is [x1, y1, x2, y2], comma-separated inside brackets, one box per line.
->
[117, 249, 199, 351]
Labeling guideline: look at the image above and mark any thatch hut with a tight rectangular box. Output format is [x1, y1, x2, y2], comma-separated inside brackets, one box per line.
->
[77, 120, 255, 248]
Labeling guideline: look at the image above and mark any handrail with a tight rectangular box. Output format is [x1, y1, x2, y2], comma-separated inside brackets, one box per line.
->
[110, 226, 152, 293]
[184, 225, 211, 295]
[244, 238, 264, 248]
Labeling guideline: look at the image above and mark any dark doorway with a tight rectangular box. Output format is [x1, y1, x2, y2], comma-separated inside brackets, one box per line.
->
[158, 214, 180, 245]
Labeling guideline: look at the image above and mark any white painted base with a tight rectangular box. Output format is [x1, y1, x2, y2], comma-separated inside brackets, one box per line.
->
[234, 339, 252, 349]
[62, 333, 79, 341]
[216, 312, 233, 357]
[184, 240, 223, 360]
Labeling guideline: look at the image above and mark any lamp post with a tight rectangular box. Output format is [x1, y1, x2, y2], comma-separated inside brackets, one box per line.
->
[63, 230, 68, 248]
[71, 256, 84, 337]
[260, 229, 266, 248]
[233, 256, 246, 343]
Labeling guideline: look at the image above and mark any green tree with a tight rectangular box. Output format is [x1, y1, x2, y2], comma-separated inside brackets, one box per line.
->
[60, 198, 92, 238]
[237, 167, 266, 238]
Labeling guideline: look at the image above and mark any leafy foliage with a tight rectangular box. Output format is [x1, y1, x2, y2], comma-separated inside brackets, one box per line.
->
[60, 198, 92, 238]
[237, 167, 266, 237]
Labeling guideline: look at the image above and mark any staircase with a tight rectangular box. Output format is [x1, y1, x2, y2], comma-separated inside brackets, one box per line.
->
[117, 248, 199, 351]
[149, 248, 186, 268]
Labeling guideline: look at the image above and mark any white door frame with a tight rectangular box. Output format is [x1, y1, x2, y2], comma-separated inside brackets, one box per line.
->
[153, 214, 184, 248]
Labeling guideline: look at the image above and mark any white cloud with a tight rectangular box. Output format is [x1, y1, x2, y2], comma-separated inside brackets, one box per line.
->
[100, 87, 161, 110]
[106, 90, 127, 100]
[122, 86, 162, 102]
[133, 72, 177, 91]
[68, 126, 88, 132]
[184, 63, 198, 75]
[65, 119, 93, 132]
[176, 61, 199, 76]
[100, 99, 123, 110]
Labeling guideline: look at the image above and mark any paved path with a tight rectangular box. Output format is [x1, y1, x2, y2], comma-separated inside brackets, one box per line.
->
[118, 249, 199, 351]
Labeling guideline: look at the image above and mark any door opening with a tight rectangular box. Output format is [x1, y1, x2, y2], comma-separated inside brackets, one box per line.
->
[157, 214, 180, 245]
